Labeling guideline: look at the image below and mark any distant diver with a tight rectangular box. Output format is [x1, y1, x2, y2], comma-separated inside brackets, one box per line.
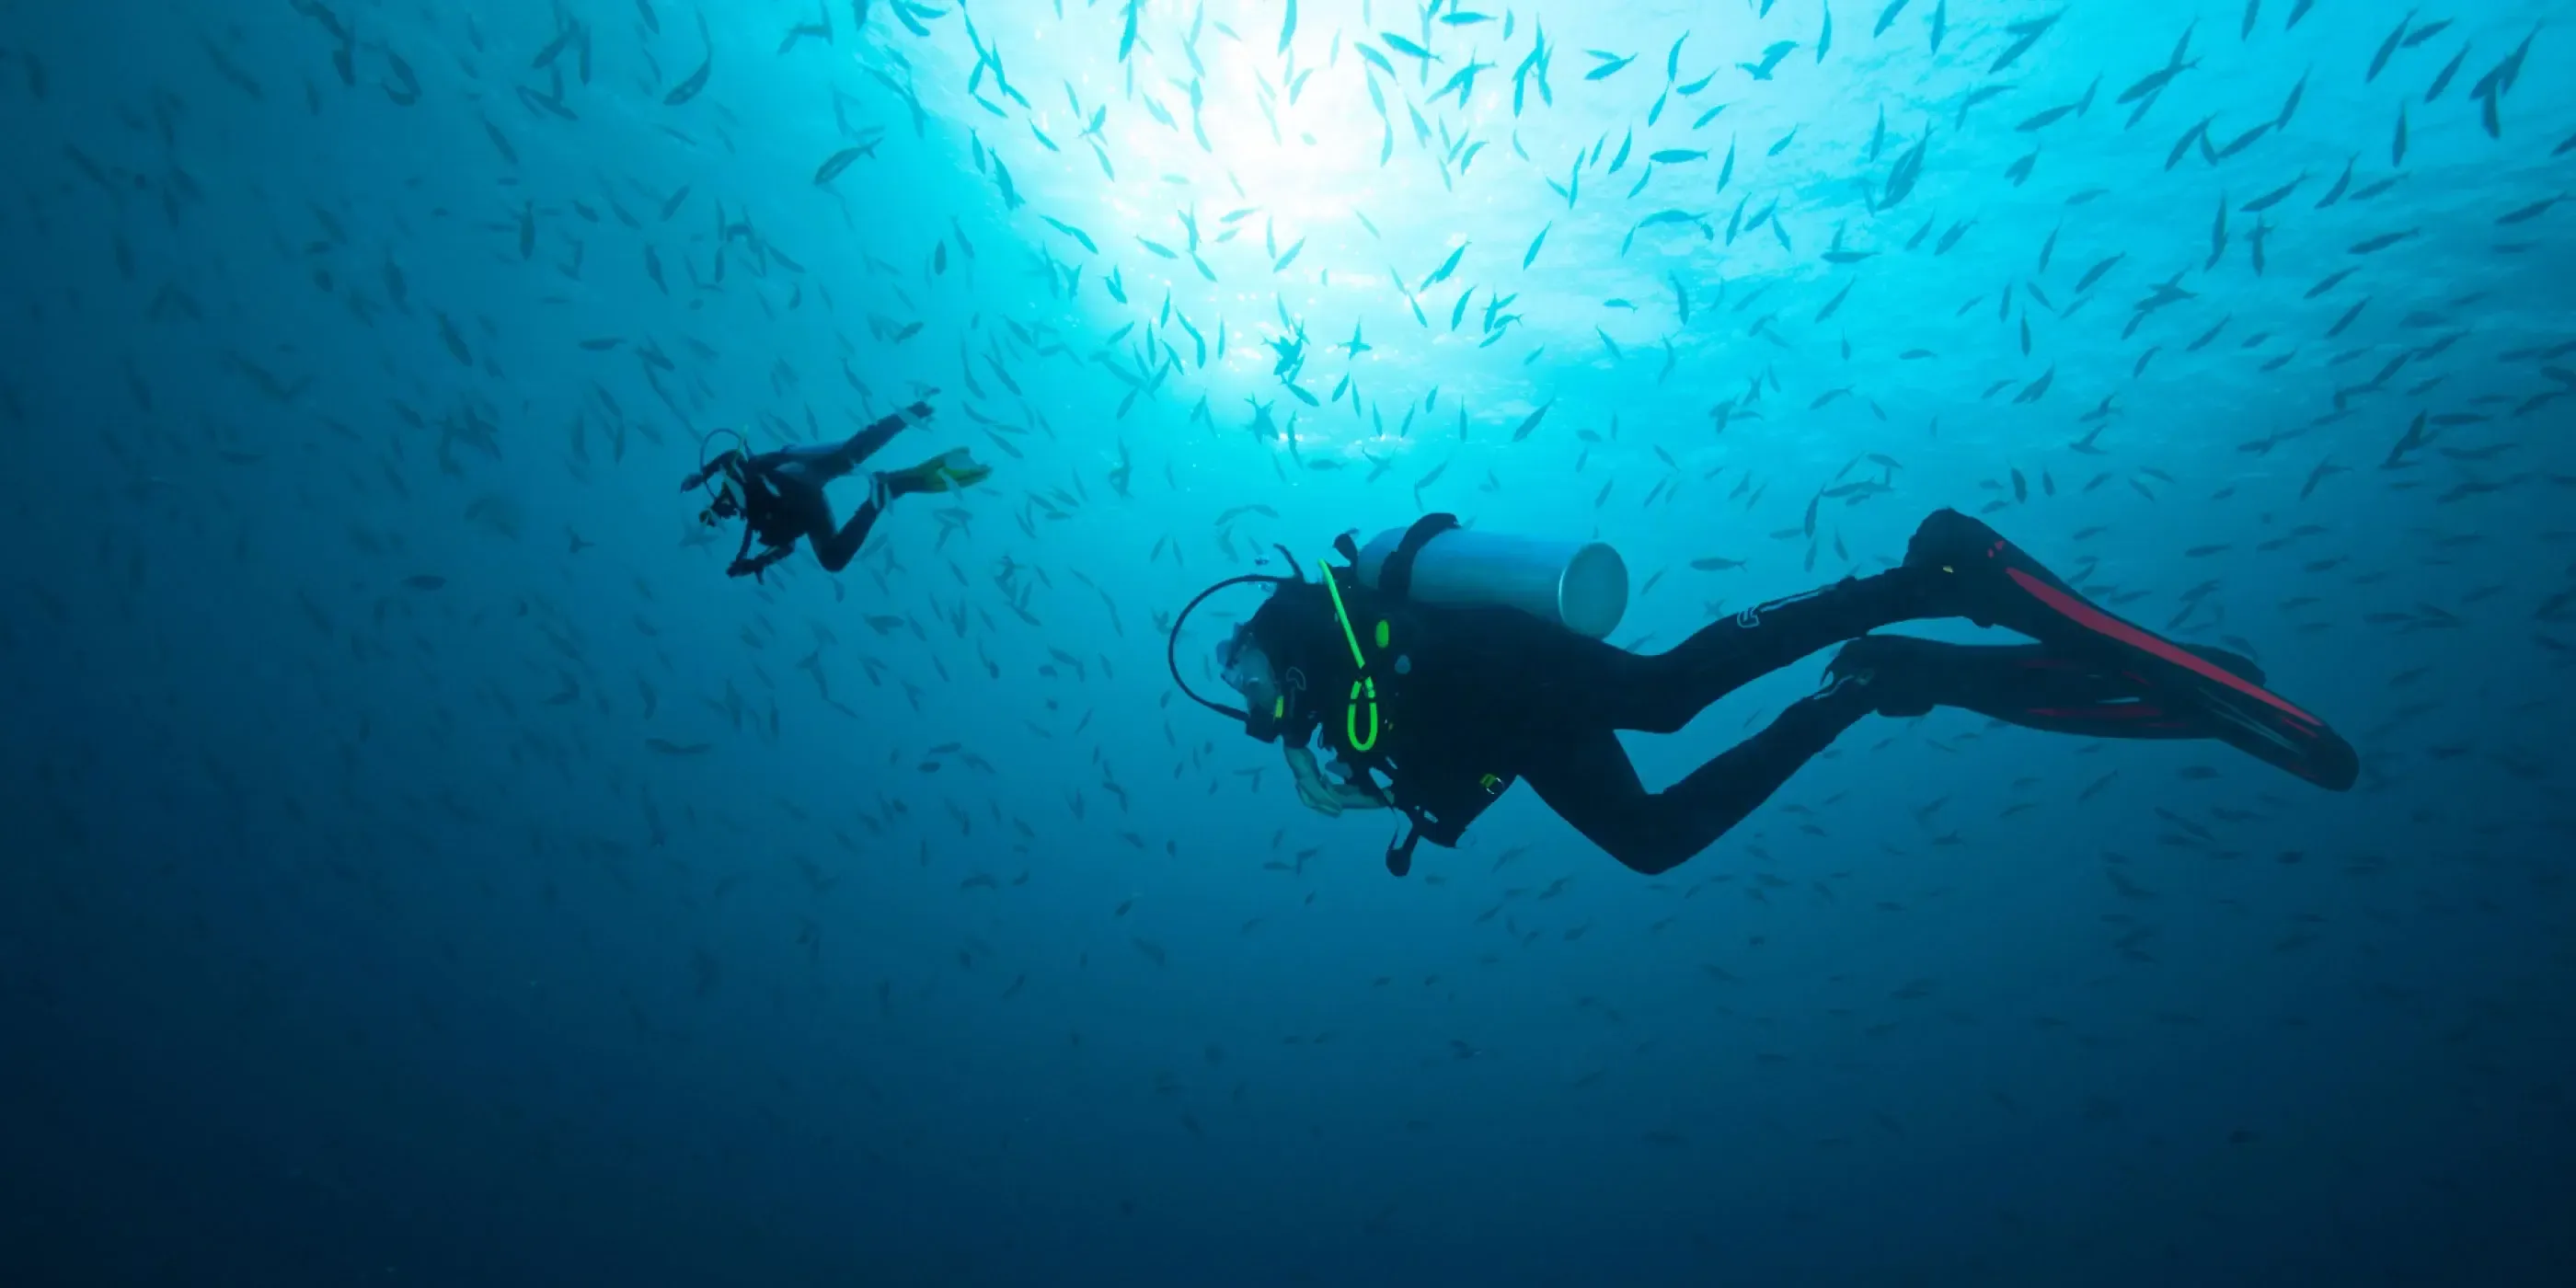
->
[683, 399, 992, 581]
[1168, 510, 2357, 878]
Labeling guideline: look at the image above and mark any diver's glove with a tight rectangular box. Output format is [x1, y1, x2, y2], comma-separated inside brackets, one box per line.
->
[1295, 770, 1348, 817]
[727, 545, 795, 581]
[1289, 747, 1388, 817]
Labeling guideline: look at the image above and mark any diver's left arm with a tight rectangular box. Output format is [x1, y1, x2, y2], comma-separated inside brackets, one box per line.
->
[681, 448, 742, 491]
[727, 540, 797, 581]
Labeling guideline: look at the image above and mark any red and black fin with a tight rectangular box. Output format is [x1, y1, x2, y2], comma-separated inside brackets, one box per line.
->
[1909, 510, 2358, 791]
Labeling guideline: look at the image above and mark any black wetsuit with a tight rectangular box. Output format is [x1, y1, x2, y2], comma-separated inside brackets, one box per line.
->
[707, 406, 920, 578]
[1277, 567, 2192, 877]
[1227, 506, 2355, 875]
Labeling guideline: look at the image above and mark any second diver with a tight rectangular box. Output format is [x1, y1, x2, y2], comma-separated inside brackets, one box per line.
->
[683, 399, 993, 581]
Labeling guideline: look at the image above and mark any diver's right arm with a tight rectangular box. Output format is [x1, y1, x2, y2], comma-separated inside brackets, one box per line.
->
[1286, 745, 1389, 816]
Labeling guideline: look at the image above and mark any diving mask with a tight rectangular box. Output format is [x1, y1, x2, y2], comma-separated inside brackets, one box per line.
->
[701, 474, 745, 526]
[1217, 627, 1301, 742]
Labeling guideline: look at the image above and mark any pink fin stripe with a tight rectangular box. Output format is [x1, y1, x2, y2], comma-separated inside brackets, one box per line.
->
[2007, 568, 2320, 726]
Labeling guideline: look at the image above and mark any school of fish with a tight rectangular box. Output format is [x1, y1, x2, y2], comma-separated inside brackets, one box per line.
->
[6, 0, 2575, 1282]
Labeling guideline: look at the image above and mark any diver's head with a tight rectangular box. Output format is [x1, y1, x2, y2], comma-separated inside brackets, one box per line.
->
[1218, 623, 1276, 704]
[701, 467, 746, 525]
[1165, 553, 1330, 742]
[1217, 620, 1300, 741]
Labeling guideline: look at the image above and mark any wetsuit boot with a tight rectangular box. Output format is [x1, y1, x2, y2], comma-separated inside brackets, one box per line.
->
[1892, 510, 2358, 789]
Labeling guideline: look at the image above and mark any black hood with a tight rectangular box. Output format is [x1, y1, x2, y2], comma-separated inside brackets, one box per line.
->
[1246, 579, 1340, 669]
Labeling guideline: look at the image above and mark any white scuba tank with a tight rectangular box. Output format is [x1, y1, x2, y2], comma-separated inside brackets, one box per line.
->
[1354, 524, 1628, 639]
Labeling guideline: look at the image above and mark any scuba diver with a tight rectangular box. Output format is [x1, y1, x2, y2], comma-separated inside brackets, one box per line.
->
[1168, 510, 2358, 878]
[681, 399, 992, 581]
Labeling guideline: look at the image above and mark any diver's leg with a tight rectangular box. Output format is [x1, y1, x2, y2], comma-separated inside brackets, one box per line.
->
[767, 443, 851, 488]
[811, 497, 883, 573]
[806, 446, 986, 573]
[1422, 579, 1928, 739]
[1512, 728, 1663, 870]
[1572, 501, 2277, 735]
[1555, 569, 1947, 734]
[838, 400, 934, 469]
[771, 483, 846, 569]
[1518, 679, 1877, 876]
[771, 401, 936, 487]
[1572, 504, 2120, 730]
[1625, 505, 2196, 712]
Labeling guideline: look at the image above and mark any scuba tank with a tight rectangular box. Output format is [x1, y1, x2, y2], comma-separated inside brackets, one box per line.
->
[1353, 523, 1628, 638]
[1326, 516, 1626, 876]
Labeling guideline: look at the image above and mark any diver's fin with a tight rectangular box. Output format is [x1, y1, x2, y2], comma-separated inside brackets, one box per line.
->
[1903, 510, 2354, 790]
[2179, 643, 2265, 686]
[1830, 629, 2354, 790]
[879, 448, 994, 499]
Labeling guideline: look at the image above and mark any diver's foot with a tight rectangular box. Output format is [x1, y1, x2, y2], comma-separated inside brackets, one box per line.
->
[1901, 508, 2028, 627]
[877, 448, 994, 500]
[1823, 634, 1955, 718]
[1828, 633, 2234, 723]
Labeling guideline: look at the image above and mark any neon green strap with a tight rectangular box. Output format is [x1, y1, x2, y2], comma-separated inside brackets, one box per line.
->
[1347, 678, 1379, 752]
[1319, 558, 1382, 752]
[1317, 555, 1368, 671]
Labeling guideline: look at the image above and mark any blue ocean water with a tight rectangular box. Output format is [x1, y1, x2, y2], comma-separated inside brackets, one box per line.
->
[6, 0, 2574, 1283]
